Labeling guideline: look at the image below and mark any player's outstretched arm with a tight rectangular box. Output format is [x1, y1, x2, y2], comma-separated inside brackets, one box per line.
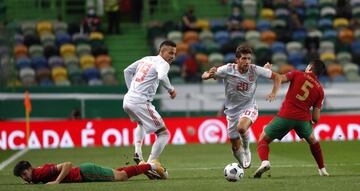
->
[202, 67, 217, 80]
[46, 162, 73, 184]
[266, 72, 282, 102]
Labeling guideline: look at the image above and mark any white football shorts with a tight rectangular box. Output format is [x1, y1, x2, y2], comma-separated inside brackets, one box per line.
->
[226, 105, 258, 139]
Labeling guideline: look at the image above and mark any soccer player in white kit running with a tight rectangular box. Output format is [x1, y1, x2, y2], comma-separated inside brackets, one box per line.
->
[123, 40, 177, 179]
[202, 45, 281, 169]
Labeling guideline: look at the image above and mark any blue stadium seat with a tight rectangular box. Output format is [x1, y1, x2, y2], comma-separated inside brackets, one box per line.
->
[256, 20, 272, 32]
[214, 31, 230, 46]
[55, 32, 72, 46]
[31, 56, 48, 69]
[224, 53, 236, 63]
[271, 41, 286, 53]
[16, 57, 31, 69]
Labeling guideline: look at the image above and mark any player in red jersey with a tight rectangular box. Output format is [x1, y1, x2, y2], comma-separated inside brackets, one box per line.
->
[253, 60, 330, 178]
[13, 160, 167, 184]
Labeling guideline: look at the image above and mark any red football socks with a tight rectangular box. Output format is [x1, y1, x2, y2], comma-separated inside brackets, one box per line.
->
[310, 142, 325, 169]
[257, 140, 270, 161]
[122, 164, 151, 178]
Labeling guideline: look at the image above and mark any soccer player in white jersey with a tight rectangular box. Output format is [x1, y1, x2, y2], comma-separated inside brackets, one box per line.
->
[202, 45, 281, 169]
[123, 40, 177, 179]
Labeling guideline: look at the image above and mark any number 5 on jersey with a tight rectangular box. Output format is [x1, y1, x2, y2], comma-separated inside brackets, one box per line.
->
[296, 80, 314, 101]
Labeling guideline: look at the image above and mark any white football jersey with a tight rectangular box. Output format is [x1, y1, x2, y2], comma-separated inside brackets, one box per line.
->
[124, 55, 174, 103]
[215, 63, 272, 118]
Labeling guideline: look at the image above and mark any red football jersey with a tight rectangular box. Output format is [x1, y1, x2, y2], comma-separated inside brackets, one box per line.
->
[31, 164, 82, 184]
[277, 70, 324, 121]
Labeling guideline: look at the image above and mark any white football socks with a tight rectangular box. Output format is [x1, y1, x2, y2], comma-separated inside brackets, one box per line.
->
[134, 125, 145, 160]
[147, 130, 170, 162]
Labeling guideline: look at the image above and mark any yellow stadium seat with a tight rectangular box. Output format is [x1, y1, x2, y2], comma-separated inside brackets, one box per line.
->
[89, 32, 104, 41]
[80, 55, 96, 69]
[52, 66, 68, 81]
[261, 8, 275, 20]
[60, 44, 76, 58]
[196, 19, 210, 31]
[333, 18, 349, 29]
[37, 21, 52, 35]
[320, 52, 336, 62]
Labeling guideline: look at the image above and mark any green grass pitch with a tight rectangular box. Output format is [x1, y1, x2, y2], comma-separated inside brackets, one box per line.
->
[0, 141, 359, 191]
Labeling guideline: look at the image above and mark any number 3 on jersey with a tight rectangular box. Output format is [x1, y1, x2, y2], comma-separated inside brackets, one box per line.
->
[135, 63, 152, 82]
[296, 80, 314, 101]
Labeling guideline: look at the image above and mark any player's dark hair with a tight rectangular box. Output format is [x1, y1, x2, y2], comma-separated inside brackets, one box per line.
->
[159, 40, 176, 49]
[310, 59, 325, 76]
[235, 44, 253, 58]
[13, 160, 32, 177]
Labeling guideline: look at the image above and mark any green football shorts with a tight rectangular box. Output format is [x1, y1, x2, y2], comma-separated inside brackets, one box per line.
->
[79, 163, 115, 182]
[264, 116, 313, 140]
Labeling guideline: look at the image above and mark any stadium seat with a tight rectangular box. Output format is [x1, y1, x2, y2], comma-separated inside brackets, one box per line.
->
[55, 32, 71, 46]
[65, 56, 80, 68]
[167, 31, 183, 44]
[272, 52, 288, 64]
[37, 21, 52, 35]
[274, 8, 290, 21]
[230, 31, 245, 44]
[196, 19, 210, 31]
[40, 32, 55, 46]
[68, 66, 84, 85]
[292, 29, 307, 42]
[31, 56, 48, 69]
[320, 7, 336, 19]
[260, 31, 276, 45]
[19, 67, 36, 86]
[101, 67, 118, 85]
[344, 63, 360, 81]
[286, 41, 303, 53]
[319, 0, 337, 8]
[304, 0, 319, 8]
[48, 56, 64, 68]
[304, 18, 318, 29]
[354, 29, 360, 40]
[16, 57, 31, 69]
[271, 41, 286, 53]
[333, 18, 350, 29]
[80, 55, 96, 69]
[308, 29, 323, 38]
[204, 41, 221, 54]
[95, 55, 112, 68]
[91, 45, 108, 56]
[352, 6, 360, 19]
[327, 63, 343, 78]
[242, 19, 256, 30]
[29, 45, 44, 57]
[305, 8, 320, 20]
[183, 31, 199, 44]
[52, 66, 68, 81]
[224, 53, 236, 63]
[72, 33, 89, 45]
[60, 44, 76, 58]
[245, 30, 260, 45]
[76, 44, 92, 57]
[338, 29, 354, 44]
[336, 52, 352, 65]
[214, 31, 230, 45]
[242, 0, 257, 18]
[88, 79, 103, 86]
[36, 67, 51, 81]
[322, 29, 337, 42]
[189, 42, 206, 54]
[199, 30, 214, 43]
[261, 8, 275, 20]
[176, 42, 190, 56]
[83, 67, 100, 81]
[195, 53, 208, 65]
[288, 52, 305, 66]
[53, 22, 68, 34]
[318, 18, 333, 30]
[14, 44, 28, 58]
[320, 52, 336, 64]
[272, 19, 287, 29]
[209, 19, 226, 32]
[208, 52, 224, 66]
[320, 41, 335, 53]
[256, 20, 272, 32]
[21, 22, 36, 35]
[89, 32, 104, 41]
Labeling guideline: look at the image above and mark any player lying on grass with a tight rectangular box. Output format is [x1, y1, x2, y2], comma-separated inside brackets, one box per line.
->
[13, 160, 167, 184]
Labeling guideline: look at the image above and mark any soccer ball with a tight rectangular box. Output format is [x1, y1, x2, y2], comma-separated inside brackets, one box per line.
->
[224, 163, 244, 182]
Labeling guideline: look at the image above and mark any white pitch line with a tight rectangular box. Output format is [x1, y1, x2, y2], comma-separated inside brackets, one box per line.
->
[168, 163, 360, 171]
[0, 148, 29, 171]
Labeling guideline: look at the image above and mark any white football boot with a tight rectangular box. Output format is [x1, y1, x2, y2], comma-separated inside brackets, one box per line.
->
[242, 139, 251, 169]
[253, 160, 271, 178]
[318, 167, 330, 176]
